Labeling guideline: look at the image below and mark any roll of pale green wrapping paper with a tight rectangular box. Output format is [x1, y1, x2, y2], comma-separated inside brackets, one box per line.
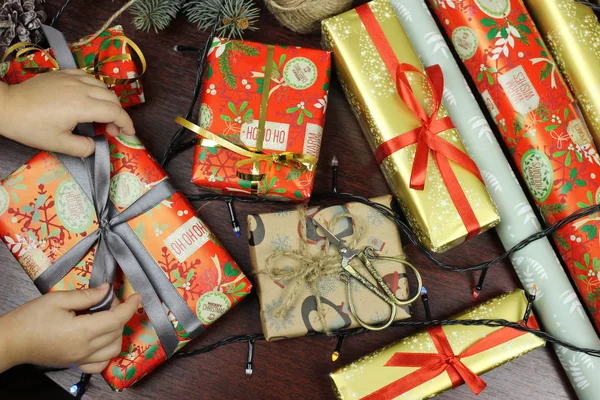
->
[391, 0, 600, 397]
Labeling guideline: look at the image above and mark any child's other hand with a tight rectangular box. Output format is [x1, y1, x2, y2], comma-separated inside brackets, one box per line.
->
[0, 70, 135, 157]
[0, 283, 141, 374]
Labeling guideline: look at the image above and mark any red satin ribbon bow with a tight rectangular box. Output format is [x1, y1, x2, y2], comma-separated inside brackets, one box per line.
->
[362, 318, 539, 399]
[356, 4, 484, 238]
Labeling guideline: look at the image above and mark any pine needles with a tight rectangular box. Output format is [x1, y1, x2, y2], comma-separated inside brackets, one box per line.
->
[130, 0, 260, 38]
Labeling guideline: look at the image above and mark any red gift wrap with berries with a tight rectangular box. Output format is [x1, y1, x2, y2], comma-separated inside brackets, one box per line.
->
[0, 25, 144, 109]
[0, 127, 252, 391]
[429, 0, 600, 328]
[190, 38, 331, 202]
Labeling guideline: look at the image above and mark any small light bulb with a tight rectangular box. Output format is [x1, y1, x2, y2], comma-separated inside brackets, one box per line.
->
[331, 351, 340, 362]
[69, 384, 79, 394]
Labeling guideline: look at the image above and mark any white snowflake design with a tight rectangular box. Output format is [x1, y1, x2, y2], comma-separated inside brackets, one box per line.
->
[367, 208, 384, 226]
[263, 298, 295, 333]
[271, 234, 292, 251]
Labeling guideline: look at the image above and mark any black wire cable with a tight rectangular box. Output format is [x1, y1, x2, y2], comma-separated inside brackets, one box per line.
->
[158, 23, 220, 167]
[50, 0, 73, 27]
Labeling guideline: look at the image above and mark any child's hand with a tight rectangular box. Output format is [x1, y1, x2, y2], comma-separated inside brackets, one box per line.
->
[0, 283, 141, 374]
[0, 70, 135, 157]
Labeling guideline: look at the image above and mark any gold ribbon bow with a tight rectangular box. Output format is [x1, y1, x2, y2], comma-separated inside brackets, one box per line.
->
[175, 116, 317, 193]
[2, 35, 146, 86]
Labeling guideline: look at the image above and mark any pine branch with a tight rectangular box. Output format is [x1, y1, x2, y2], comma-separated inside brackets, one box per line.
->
[185, 0, 260, 38]
[130, 0, 183, 33]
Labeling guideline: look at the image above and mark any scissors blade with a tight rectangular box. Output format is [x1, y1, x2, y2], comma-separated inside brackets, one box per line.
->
[313, 219, 346, 251]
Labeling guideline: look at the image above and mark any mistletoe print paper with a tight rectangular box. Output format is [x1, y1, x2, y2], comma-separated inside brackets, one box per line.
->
[0, 128, 251, 391]
[0, 25, 144, 109]
[192, 38, 331, 201]
[429, 0, 600, 330]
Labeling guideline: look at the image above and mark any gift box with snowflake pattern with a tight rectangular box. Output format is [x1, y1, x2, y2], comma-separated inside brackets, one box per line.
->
[0, 127, 251, 391]
[247, 195, 411, 340]
[192, 38, 331, 201]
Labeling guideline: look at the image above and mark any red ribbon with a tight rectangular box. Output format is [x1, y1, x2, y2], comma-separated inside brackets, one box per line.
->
[361, 317, 540, 399]
[356, 4, 484, 239]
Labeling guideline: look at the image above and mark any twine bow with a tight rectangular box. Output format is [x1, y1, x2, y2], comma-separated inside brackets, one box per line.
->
[356, 4, 484, 239]
[262, 209, 364, 334]
[361, 318, 539, 399]
[2, 34, 146, 86]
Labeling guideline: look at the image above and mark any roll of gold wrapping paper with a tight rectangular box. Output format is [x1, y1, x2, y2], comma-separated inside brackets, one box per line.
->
[525, 0, 600, 146]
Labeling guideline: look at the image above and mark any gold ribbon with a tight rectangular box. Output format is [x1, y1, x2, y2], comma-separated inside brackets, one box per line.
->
[176, 117, 317, 194]
[1, 35, 146, 86]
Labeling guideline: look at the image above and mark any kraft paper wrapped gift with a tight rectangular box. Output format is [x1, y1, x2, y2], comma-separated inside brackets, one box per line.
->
[248, 195, 411, 340]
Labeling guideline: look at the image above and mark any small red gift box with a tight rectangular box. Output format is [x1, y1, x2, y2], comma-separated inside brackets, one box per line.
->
[0, 25, 144, 108]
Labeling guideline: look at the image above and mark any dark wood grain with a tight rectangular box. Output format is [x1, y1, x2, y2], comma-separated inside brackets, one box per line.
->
[0, 1, 579, 399]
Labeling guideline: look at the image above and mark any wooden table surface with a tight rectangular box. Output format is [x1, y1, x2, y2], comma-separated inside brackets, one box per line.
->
[0, 1, 581, 399]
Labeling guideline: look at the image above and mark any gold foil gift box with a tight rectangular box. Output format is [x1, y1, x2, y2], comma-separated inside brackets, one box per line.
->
[247, 196, 412, 340]
[330, 289, 545, 399]
[322, 0, 499, 252]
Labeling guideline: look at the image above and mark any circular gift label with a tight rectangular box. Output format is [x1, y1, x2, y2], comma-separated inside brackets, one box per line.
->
[284, 57, 318, 90]
[116, 133, 146, 150]
[0, 186, 9, 217]
[109, 172, 143, 208]
[475, 0, 510, 18]
[452, 27, 478, 60]
[56, 178, 95, 234]
[199, 104, 214, 129]
[0, 62, 9, 79]
[521, 150, 554, 202]
[196, 291, 232, 325]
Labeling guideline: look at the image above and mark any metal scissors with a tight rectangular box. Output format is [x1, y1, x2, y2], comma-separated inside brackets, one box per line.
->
[314, 220, 423, 331]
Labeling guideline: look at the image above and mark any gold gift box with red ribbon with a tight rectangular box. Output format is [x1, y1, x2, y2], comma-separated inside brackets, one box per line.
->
[330, 289, 545, 399]
[322, 0, 499, 252]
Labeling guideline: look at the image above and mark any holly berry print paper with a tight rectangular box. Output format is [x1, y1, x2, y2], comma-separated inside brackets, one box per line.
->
[429, 0, 600, 329]
[0, 25, 144, 109]
[0, 127, 251, 391]
[192, 38, 331, 202]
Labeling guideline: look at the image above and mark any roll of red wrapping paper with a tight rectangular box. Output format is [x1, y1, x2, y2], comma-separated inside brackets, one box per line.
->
[428, 0, 600, 330]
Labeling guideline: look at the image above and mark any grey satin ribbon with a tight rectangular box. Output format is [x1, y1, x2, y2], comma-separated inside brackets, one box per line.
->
[33, 25, 205, 357]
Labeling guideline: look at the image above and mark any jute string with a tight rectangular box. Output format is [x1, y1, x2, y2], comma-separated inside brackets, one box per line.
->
[264, 0, 353, 34]
[262, 207, 405, 335]
[73, 0, 137, 47]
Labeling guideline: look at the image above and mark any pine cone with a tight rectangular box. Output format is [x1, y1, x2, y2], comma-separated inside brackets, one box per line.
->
[0, 0, 47, 54]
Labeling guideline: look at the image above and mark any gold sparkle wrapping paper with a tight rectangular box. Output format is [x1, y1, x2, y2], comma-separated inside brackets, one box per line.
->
[247, 196, 411, 341]
[321, 0, 499, 252]
[330, 289, 545, 400]
[524, 0, 600, 147]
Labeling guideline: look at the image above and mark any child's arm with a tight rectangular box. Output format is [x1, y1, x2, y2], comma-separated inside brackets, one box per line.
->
[0, 69, 135, 157]
[0, 283, 141, 374]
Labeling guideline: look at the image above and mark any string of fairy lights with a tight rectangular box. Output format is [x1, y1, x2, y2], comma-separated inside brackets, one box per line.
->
[29, 0, 600, 398]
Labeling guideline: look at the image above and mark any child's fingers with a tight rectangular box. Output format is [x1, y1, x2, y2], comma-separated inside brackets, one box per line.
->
[87, 86, 120, 106]
[82, 337, 122, 364]
[61, 69, 88, 76]
[78, 75, 107, 89]
[89, 328, 123, 351]
[105, 123, 121, 137]
[87, 293, 141, 335]
[78, 360, 110, 375]
[48, 282, 110, 311]
[110, 293, 142, 325]
[55, 131, 96, 158]
[79, 99, 135, 136]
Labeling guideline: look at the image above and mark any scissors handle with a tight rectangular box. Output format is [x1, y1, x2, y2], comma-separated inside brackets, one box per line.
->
[342, 264, 395, 306]
[341, 272, 397, 331]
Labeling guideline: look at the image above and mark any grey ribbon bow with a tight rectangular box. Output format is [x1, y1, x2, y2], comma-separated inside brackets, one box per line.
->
[32, 25, 205, 357]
